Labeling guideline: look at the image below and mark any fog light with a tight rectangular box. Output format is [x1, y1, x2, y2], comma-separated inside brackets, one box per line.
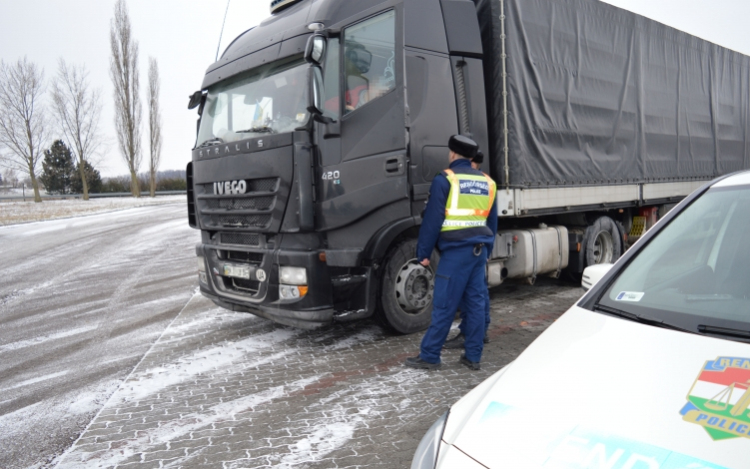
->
[279, 285, 308, 299]
[199, 272, 208, 284]
[279, 266, 307, 285]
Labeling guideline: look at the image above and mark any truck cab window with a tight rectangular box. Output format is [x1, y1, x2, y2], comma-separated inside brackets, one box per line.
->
[196, 56, 309, 147]
[343, 10, 396, 115]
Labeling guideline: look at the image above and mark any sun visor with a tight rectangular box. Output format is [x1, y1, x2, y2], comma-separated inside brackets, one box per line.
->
[404, 0, 449, 54]
[441, 0, 482, 57]
[201, 35, 309, 90]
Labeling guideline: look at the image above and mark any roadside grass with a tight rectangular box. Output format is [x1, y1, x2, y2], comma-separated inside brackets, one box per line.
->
[0, 196, 185, 226]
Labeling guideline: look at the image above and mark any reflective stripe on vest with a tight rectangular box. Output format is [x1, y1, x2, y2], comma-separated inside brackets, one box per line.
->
[441, 169, 496, 232]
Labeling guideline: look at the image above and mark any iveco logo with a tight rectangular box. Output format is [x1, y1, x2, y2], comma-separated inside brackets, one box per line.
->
[214, 180, 247, 195]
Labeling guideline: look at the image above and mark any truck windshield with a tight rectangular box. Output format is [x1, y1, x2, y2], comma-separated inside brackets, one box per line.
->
[598, 184, 750, 336]
[197, 57, 309, 147]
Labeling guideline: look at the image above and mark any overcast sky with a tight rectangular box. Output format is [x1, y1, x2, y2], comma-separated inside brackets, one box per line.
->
[2, 0, 750, 177]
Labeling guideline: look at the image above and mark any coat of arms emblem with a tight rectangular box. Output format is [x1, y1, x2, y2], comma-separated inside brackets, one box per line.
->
[680, 356, 750, 440]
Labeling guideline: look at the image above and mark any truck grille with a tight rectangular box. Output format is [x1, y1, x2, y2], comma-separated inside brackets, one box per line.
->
[211, 214, 272, 229]
[220, 232, 261, 246]
[206, 196, 274, 211]
[226, 250, 264, 265]
[196, 177, 279, 231]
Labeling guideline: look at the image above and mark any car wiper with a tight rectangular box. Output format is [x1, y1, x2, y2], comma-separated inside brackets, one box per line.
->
[593, 304, 694, 333]
[235, 126, 274, 134]
[196, 137, 224, 148]
[697, 324, 750, 340]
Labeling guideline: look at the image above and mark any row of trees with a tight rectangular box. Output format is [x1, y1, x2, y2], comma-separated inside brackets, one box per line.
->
[36, 139, 185, 195]
[0, 0, 162, 203]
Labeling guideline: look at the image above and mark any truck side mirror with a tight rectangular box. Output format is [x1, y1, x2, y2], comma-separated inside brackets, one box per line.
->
[304, 35, 327, 65]
[188, 90, 204, 110]
[307, 66, 334, 124]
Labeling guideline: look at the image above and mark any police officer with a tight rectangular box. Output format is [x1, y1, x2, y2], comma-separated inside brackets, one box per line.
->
[445, 150, 492, 349]
[404, 136, 498, 371]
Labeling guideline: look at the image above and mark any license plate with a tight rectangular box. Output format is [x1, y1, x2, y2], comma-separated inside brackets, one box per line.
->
[223, 264, 250, 279]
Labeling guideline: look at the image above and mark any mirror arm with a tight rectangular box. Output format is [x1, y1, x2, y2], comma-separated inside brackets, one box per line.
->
[313, 113, 335, 125]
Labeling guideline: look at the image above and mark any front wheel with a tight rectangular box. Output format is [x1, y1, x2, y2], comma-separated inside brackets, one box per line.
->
[378, 238, 440, 334]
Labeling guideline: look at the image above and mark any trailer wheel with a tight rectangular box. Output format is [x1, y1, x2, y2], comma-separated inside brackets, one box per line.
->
[584, 216, 622, 266]
[378, 238, 439, 334]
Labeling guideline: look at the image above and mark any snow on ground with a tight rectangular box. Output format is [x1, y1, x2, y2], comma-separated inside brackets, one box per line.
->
[1, 202, 199, 469]
[0, 195, 185, 226]
[0, 325, 99, 354]
[68, 378, 325, 468]
[269, 369, 431, 468]
[120, 329, 297, 402]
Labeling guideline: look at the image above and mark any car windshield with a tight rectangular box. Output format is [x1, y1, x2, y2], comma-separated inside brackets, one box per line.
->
[598, 184, 750, 333]
[196, 57, 309, 148]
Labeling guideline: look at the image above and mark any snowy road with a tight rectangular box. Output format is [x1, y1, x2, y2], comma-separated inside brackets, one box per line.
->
[0, 201, 585, 468]
[0, 203, 199, 468]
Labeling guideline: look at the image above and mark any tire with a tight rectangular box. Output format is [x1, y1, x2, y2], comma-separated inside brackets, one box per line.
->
[377, 238, 440, 334]
[583, 216, 622, 267]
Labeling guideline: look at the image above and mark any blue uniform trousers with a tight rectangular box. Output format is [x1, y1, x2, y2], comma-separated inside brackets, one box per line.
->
[419, 244, 487, 364]
[458, 279, 490, 336]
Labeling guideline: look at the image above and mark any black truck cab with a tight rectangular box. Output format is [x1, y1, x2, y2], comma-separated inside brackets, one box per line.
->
[188, 0, 485, 332]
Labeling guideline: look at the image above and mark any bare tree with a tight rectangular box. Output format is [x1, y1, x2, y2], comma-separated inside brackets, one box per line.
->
[51, 59, 103, 200]
[147, 57, 162, 197]
[110, 0, 142, 197]
[0, 57, 48, 203]
[3, 167, 19, 189]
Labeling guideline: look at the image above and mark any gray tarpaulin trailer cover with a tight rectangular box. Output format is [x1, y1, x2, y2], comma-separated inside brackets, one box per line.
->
[476, 0, 750, 189]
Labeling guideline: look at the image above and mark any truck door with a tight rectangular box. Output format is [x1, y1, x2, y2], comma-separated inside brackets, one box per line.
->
[315, 8, 409, 233]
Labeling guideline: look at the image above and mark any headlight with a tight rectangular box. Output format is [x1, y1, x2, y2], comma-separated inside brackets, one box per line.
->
[411, 411, 448, 469]
[279, 285, 308, 299]
[279, 266, 307, 285]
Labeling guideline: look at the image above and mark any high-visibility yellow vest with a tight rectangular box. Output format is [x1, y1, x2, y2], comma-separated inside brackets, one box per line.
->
[441, 169, 496, 232]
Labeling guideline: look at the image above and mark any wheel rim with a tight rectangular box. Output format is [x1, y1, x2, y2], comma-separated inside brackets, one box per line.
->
[593, 230, 614, 264]
[394, 259, 434, 314]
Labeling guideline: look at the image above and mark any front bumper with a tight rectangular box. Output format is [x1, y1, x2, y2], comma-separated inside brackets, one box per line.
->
[196, 243, 334, 329]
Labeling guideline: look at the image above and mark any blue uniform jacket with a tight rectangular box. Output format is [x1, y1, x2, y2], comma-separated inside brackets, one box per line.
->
[416, 158, 498, 261]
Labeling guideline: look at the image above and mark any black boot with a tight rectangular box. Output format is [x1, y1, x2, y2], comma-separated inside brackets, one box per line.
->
[460, 354, 481, 370]
[443, 332, 465, 349]
[404, 356, 442, 370]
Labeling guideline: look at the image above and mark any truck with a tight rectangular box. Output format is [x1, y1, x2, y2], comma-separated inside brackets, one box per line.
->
[187, 0, 750, 333]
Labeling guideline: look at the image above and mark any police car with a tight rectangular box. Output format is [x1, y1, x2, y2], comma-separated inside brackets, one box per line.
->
[412, 171, 750, 469]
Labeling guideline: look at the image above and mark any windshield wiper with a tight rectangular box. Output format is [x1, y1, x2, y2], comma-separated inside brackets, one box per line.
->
[697, 324, 750, 340]
[196, 137, 224, 149]
[593, 304, 694, 333]
[235, 126, 274, 134]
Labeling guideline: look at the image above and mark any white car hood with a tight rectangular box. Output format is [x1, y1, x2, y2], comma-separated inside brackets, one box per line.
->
[441, 306, 750, 469]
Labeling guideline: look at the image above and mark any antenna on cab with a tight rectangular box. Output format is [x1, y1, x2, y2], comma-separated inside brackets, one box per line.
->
[216, 0, 231, 62]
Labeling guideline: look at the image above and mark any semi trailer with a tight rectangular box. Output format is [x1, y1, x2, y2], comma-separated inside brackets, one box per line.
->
[187, 0, 750, 333]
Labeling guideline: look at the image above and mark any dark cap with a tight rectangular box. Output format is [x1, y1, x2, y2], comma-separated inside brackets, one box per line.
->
[448, 134, 478, 160]
[472, 150, 484, 164]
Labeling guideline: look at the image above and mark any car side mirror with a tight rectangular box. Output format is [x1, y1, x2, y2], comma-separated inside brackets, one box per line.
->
[581, 264, 614, 291]
[304, 35, 327, 65]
